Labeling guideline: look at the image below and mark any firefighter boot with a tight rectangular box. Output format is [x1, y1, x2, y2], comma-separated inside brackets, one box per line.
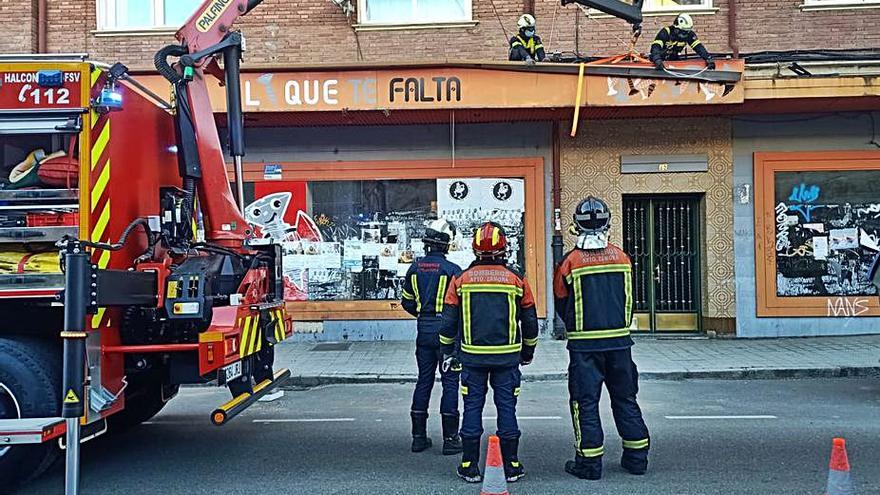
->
[621, 450, 649, 475]
[565, 454, 602, 480]
[441, 413, 463, 455]
[411, 411, 432, 453]
[457, 437, 482, 483]
[500, 438, 525, 482]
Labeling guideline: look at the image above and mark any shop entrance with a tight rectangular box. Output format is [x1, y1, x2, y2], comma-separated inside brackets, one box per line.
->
[622, 195, 702, 333]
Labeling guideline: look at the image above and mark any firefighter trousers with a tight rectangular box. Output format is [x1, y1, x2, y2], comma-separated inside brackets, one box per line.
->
[568, 348, 650, 462]
[460, 365, 522, 441]
[411, 344, 460, 416]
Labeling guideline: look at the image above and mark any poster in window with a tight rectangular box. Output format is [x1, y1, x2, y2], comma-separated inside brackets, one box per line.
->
[436, 178, 526, 273]
[773, 170, 880, 297]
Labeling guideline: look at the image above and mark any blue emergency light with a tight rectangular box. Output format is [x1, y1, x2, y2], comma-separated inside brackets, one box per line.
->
[95, 84, 124, 110]
[37, 70, 63, 88]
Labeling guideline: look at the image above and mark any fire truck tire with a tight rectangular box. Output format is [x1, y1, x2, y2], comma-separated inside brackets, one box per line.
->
[0, 337, 62, 489]
[108, 378, 175, 432]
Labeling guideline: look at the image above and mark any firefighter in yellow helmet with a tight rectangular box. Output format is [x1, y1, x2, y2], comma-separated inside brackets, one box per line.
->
[650, 13, 715, 71]
[509, 14, 546, 65]
[439, 222, 539, 484]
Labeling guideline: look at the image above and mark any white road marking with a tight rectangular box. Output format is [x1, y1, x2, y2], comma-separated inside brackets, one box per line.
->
[253, 418, 357, 423]
[664, 415, 778, 420]
[484, 416, 563, 421]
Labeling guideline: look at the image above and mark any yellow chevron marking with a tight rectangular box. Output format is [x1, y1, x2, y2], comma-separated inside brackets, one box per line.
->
[90, 159, 110, 212]
[91, 307, 106, 330]
[91, 200, 111, 243]
[239, 316, 252, 358]
[90, 120, 110, 170]
[250, 315, 261, 354]
[90, 68, 102, 87]
[97, 249, 111, 270]
[90, 109, 101, 130]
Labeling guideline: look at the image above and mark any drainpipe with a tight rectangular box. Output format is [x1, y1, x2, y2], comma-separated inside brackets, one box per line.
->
[524, 0, 535, 14]
[551, 121, 566, 340]
[727, 0, 739, 58]
[551, 121, 563, 266]
[37, 0, 48, 53]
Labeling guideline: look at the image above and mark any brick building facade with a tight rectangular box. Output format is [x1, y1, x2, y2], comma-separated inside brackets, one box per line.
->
[3, 1, 880, 68]
[2, 0, 878, 338]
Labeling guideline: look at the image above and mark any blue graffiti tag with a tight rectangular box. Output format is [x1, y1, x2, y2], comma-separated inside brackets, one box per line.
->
[788, 183, 820, 222]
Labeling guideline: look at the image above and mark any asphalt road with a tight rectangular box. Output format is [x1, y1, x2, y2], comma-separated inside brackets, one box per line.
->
[18, 378, 880, 495]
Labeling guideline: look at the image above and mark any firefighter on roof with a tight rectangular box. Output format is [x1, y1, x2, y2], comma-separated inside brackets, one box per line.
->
[650, 13, 715, 71]
[509, 14, 546, 65]
[401, 219, 463, 455]
[439, 222, 539, 484]
[554, 197, 650, 481]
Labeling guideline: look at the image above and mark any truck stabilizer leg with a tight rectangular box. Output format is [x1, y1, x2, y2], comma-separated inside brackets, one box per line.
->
[60, 248, 91, 495]
[211, 368, 291, 426]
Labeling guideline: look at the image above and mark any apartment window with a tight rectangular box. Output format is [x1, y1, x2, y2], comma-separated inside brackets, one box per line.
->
[803, 0, 880, 6]
[644, 0, 712, 11]
[97, 0, 202, 31]
[359, 0, 472, 25]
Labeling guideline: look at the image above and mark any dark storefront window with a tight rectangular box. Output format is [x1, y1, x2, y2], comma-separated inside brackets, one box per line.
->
[242, 177, 526, 302]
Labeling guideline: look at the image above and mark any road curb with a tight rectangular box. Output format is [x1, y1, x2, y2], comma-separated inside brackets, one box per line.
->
[282, 366, 880, 388]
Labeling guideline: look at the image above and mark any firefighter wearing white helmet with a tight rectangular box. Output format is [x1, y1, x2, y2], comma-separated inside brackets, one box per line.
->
[401, 218, 464, 456]
[649, 13, 715, 71]
[509, 13, 546, 65]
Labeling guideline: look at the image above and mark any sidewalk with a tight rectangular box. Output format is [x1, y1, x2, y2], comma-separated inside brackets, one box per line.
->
[275, 335, 880, 387]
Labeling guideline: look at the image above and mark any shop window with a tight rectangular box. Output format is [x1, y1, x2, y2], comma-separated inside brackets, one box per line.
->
[96, 0, 201, 31]
[803, 0, 880, 7]
[236, 158, 546, 320]
[754, 152, 880, 317]
[358, 0, 472, 25]
[243, 177, 526, 302]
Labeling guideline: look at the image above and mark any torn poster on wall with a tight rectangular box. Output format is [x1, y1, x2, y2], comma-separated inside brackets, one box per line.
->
[774, 170, 880, 298]
[437, 178, 526, 272]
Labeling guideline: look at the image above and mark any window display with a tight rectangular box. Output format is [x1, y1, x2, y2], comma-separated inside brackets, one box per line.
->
[243, 177, 526, 303]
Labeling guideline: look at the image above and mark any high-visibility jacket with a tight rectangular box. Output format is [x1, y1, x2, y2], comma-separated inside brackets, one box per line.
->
[401, 251, 462, 347]
[553, 244, 634, 352]
[649, 26, 711, 63]
[439, 261, 539, 368]
[509, 34, 546, 61]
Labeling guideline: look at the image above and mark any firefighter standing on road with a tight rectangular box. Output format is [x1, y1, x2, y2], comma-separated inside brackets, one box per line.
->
[649, 13, 715, 71]
[509, 14, 546, 65]
[439, 222, 539, 484]
[401, 219, 463, 455]
[554, 197, 650, 480]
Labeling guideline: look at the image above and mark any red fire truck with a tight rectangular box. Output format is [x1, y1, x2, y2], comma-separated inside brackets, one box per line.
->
[0, 0, 291, 489]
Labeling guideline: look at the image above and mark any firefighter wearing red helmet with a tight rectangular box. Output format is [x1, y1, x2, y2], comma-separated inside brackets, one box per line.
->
[439, 222, 539, 484]
[554, 197, 650, 481]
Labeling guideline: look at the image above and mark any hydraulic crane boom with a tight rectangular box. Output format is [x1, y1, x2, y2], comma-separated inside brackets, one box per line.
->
[155, 0, 264, 247]
[561, 0, 644, 27]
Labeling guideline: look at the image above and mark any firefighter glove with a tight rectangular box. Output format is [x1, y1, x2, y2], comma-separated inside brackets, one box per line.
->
[524, 56, 536, 67]
[520, 349, 534, 366]
[706, 59, 716, 70]
[654, 59, 666, 71]
[442, 354, 462, 373]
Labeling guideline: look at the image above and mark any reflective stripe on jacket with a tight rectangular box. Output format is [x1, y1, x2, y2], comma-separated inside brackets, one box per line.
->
[554, 244, 634, 352]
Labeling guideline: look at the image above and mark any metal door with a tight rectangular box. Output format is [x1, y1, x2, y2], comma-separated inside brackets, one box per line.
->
[623, 196, 702, 333]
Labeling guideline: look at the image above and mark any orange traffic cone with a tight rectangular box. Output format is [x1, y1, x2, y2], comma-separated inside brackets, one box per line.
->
[481, 436, 509, 495]
[824, 438, 855, 495]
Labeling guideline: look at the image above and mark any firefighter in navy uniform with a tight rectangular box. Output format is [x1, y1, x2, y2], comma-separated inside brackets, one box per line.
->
[554, 197, 650, 480]
[439, 222, 539, 484]
[649, 13, 715, 71]
[509, 14, 546, 65]
[401, 219, 464, 455]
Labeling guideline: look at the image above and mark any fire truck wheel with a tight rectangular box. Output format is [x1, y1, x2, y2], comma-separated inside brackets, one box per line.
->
[0, 337, 62, 488]
[108, 378, 176, 432]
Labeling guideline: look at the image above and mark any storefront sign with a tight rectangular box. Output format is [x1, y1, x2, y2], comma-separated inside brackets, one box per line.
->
[139, 61, 745, 113]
